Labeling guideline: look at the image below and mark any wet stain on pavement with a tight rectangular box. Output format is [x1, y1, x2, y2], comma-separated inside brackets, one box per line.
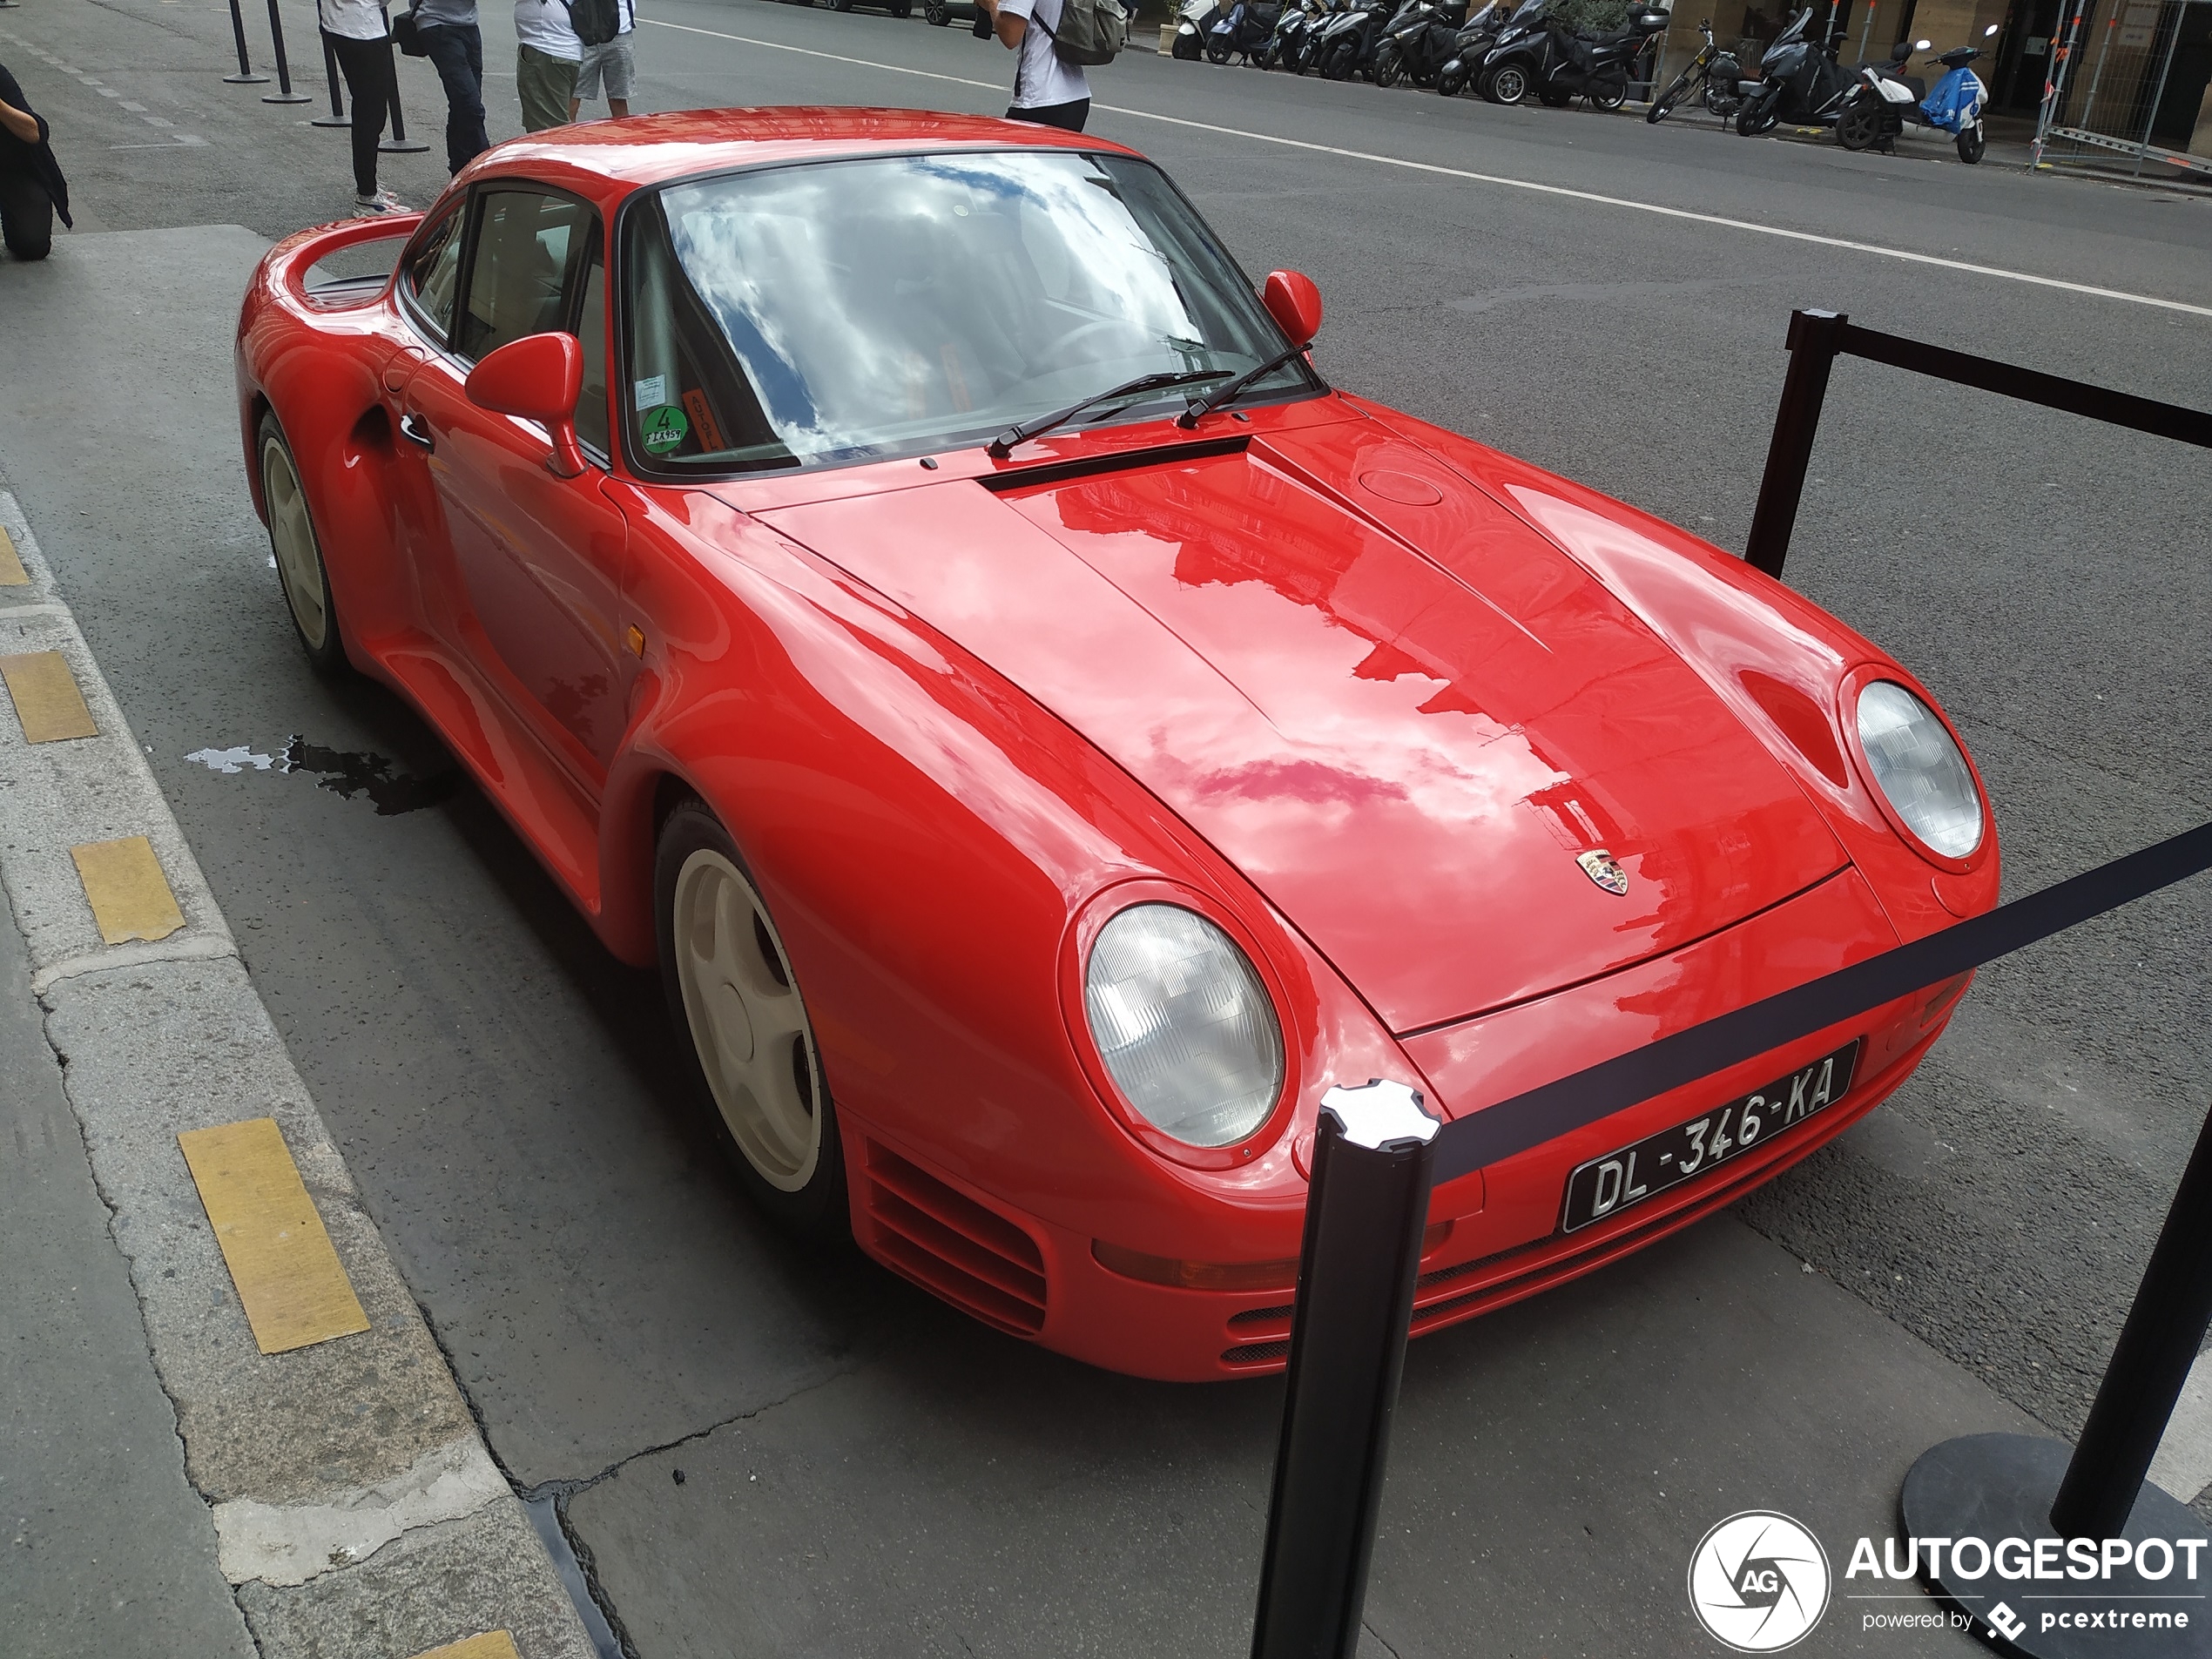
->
[281, 737, 461, 815]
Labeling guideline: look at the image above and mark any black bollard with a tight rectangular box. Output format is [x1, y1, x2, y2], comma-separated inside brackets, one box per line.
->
[1900, 1096, 2212, 1657]
[1250, 1080, 1440, 1659]
[261, 0, 313, 103]
[1742, 307, 1847, 581]
[312, 31, 350, 126]
[225, 0, 273, 83]
[379, 75, 430, 153]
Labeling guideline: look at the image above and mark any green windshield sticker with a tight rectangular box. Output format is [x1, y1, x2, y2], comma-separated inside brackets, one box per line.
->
[640, 404, 690, 456]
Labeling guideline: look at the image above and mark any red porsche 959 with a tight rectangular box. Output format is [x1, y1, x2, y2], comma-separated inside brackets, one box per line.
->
[235, 109, 1997, 1381]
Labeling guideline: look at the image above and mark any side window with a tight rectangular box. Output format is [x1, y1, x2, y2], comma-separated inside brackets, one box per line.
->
[401, 209, 463, 343]
[573, 242, 609, 458]
[458, 190, 594, 363]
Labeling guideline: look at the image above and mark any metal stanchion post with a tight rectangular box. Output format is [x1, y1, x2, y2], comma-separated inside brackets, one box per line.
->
[313, 31, 351, 126]
[379, 6, 430, 152]
[261, 0, 314, 102]
[1250, 1081, 1440, 1659]
[226, 0, 273, 83]
[1900, 1096, 2212, 1657]
[1741, 307, 1846, 581]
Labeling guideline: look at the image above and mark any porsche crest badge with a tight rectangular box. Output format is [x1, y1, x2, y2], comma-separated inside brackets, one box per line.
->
[1576, 849, 1630, 896]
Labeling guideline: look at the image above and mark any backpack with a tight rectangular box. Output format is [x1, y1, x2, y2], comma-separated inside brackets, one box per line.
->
[1043, 0, 1128, 64]
[566, 0, 622, 49]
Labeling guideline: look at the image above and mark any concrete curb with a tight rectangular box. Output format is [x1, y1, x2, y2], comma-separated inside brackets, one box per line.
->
[0, 490, 602, 1659]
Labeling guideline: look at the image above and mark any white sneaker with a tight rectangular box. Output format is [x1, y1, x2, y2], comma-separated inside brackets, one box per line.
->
[351, 190, 411, 217]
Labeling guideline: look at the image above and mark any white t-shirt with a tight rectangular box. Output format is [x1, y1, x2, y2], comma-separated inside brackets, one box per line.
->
[320, 0, 389, 43]
[516, 0, 583, 60]
[1000, 0, 1090, 109]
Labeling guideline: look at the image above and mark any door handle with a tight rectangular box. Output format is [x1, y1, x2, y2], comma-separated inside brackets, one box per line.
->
[398, 412, 435, 452]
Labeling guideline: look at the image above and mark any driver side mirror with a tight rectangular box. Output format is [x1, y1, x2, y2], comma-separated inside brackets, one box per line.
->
[466, 332, 588, 479]
[1262, 269, 1324, 348]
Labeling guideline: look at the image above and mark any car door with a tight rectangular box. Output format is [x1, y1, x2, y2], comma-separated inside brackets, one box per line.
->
[398, 184, 632, 789]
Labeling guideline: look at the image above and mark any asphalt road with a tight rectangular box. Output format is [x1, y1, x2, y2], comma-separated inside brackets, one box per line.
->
[2, 0, 2209, 1651]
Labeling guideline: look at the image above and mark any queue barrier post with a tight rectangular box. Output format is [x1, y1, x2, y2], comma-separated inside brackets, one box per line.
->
[1250, 1082, 1439, 1659]
[261, 0, 314, 102]
[1742, 307, 1845, 580]
[225, 0, 273, 83]
[380, 78, 430, 154]
[1900, 1097, 2212, 1656]
[313, 31, 350, 126]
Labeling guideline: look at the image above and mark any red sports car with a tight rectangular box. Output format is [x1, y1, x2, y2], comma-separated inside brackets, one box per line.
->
[236, 109, 1997, 1381]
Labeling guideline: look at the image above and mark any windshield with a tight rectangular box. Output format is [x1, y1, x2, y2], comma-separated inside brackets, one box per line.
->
[1771, 6, 1808, 43]
[1504, 0, 1544, 25]
[623, 150, 1314, 475]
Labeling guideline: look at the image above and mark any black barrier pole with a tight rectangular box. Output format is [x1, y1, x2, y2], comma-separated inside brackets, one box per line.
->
[261, 0, 314, 103]
[380, 80, 430, 153]
[1742, 307, 1846, 580]
[2052, 1103, 2212, 1541]
[225, 0, 273, 83]
[1251, 1081, 1439, 1659]
[312, 32, 350, 126]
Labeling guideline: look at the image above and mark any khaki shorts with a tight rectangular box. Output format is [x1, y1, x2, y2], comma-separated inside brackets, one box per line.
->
[575, 34, 635, 101]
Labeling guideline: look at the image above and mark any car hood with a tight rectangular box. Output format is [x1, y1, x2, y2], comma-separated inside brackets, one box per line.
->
[754, 422, 1846, 1035]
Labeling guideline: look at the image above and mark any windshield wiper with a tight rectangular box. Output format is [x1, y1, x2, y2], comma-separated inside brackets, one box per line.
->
[986, 368, 1231, 459]
[1175, 341, 1312, 428]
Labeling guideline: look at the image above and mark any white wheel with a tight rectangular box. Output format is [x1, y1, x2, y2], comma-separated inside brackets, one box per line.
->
[258, 414, 343, 671]
[671, 847, 825, 1192]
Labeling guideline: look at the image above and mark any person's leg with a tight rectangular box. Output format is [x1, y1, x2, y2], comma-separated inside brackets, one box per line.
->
[603, 34, 632, 118]
[517, 44, 576, 132]
[461, 25, 489, 161]
[568, 43, 600, 122]
[0, 170, 55, 260]
[329, 35, 383, 198]
[420, 24, 488, 173]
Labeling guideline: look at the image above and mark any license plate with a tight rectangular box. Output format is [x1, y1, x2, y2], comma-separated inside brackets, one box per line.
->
[1559, 1040, 1861, 1234]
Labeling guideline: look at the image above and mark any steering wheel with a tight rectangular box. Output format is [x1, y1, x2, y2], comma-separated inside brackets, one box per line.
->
[1056, 317, 1140, 361]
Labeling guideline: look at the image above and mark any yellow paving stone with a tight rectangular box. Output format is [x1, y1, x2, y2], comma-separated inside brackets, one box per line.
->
[0, 526, 26, 585]
[70, 836, 186, 944]
[177, 1117, 370, 1355]
[0, 650, 98, 743]
[410, 1635, 523, 1659]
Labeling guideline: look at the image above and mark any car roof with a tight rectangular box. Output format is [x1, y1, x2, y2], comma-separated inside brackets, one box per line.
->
[461, 106, 1144, 194]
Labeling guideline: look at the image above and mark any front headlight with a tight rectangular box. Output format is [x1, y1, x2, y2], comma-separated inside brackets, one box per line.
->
[1855, 680, 1983, 859]
[1082, 904, 1285, 1149]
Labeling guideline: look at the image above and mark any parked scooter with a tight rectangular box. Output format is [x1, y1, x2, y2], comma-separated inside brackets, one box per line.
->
[1479, 0, 1668, 109]
[1271, 0, 1331, 70]
[1733, 6, 1851, 134]
[1312, 0, 1406, 80]
[1173, 0, 1224, 57]
[1434, 0, 1507, 96]
[1207, 0, 1285, 61]
[1644, 18, 1744, 121]
[1835, 24, 1997, 160]
[1372, 0, 1469, 86]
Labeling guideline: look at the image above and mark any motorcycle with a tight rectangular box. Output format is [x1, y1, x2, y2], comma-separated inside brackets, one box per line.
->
[1834, 25, 1997, 161]
[1372, 0, 1469, 87]
[1479, 0, 1669, 109]
[1172, 0, 1224, 58]
[1434, 0, 1507, 96]
[1312, 0, 1406, 80]
[1734, 6, 1851, 134]
[1644, 18, 1744, 121]
[1207, 0, 1285, 62]
[1265, 0, 1327, 71]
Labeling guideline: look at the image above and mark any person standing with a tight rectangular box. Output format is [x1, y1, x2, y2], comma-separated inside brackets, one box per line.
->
[320, 0, 408, 215]
[0, 57, 70, 260]
[412, 0, 489, 174]
[514, 0, 581, 132]
[975, 0, 1090, 132]
[568, 0, 635, 122]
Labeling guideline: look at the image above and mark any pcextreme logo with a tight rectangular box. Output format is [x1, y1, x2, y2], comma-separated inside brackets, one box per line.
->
[1689, 1511, 1832, 1652]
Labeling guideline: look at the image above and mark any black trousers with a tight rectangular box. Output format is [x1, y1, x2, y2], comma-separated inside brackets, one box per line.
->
[328, 31, 397, 197]
[1006, 97, 1089, 132]
[416, 22, 489, 175]
[0, 167, 53, 260]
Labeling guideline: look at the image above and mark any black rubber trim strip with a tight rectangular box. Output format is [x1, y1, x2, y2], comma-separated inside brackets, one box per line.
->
[976, 434, 1251, 492]
[1432, 819, 2212, 1184]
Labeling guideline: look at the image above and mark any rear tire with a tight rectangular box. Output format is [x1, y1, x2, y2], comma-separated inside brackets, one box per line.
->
[1957, 121, 1986, 163]
[925, 0, 948, 20]
[257, 412, 347, 677]
[1837, 98, 1880, 150]
[1535, 84, 1572, 106]
[1206, 37, 1231, 61]
[657, 799, 850, 1242]
[1586, 74, 1626, 110]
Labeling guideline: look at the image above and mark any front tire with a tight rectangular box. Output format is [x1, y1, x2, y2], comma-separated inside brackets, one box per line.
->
[925, 0, 948, 20]
[1737, 88, 1777, 134]
[1484, 62, 1530, 102]
[1646, 63, 1695, 120]
[1438, 62, 1467, 94]
[1373, 40, 1404, 84]
[1957, 120, 1986, 163]
[257, 412, 347, 676]
[657, 799, 848, 1239]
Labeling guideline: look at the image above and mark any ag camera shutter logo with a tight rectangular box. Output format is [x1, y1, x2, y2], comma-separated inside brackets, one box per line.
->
[1689, 1511, 1832, 1651]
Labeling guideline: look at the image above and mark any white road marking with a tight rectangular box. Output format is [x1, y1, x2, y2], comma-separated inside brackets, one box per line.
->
[641, 16, 2212, 320]
[2149, 1348, 2212, 1505]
